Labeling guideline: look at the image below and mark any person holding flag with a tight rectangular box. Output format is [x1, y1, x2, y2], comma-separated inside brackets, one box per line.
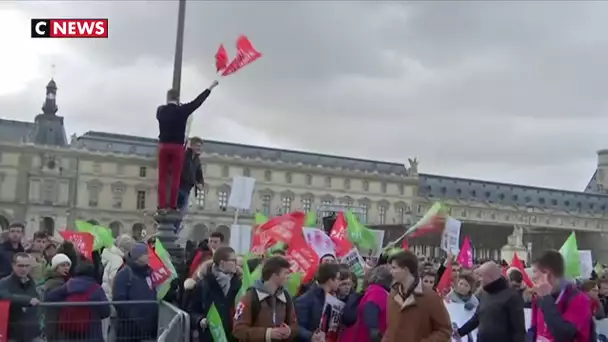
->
[156, 80, 218, 213]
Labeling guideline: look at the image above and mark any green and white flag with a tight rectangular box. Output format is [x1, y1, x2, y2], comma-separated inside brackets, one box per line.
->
[207, 303, 228, 342]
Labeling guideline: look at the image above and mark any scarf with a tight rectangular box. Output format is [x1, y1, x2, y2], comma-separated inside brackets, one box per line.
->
[212, 266, 232, 295]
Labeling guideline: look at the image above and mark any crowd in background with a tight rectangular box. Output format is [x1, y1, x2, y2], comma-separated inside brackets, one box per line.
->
[1, 218, 607, 341]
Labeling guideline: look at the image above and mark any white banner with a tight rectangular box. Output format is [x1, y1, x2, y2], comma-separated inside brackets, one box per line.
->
[441, 217, 461, 255]
[579, 250, 593, 279]
[303, 227, 336, 258]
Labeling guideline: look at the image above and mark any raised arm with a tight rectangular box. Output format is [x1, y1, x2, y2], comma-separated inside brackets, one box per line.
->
[180, 81, 219, 116]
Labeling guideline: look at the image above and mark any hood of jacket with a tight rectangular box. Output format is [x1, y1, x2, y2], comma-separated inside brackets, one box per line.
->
[252, 279, 287, 303]
[65, 276, 98, 294]
[184, 259, 213, 290]
[101, 245, 124, 268]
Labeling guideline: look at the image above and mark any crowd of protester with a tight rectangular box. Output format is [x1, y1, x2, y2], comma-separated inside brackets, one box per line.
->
[1, 219, 608, 341]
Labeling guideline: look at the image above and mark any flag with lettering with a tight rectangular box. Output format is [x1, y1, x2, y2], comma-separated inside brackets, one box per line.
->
[286, 233, 319, 283]
[59, 231, 94, 260]
[250, 212, 305, 254]
[154, 240, 177, 300]
[148, 245, 171, 289]
[221, 35, 262, 77]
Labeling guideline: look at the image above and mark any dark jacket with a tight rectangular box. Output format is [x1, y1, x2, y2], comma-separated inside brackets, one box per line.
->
[42, 268, 68, 340]
[45, 272, 111, 342]
[180, 148, 203, 190]
[0, 274, 40, 341]
[157, 89, 211, 144]
[295, 284, 328, 341]
[112, 261, 159, 341]
[186, 268, 241, 342]
[458, 277, 526, 342]
[0, 240, 24, 279]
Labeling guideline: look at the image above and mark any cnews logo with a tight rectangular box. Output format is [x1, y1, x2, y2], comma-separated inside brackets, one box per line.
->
[31, 19, 108, 38]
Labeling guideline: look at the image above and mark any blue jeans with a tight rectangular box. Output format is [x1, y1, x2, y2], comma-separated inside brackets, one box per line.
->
[174, 188, 190, 233]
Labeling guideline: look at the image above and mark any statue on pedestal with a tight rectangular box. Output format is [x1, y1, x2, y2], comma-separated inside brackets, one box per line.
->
[407, 158, 419, 175]
[507, 226, 524, 248]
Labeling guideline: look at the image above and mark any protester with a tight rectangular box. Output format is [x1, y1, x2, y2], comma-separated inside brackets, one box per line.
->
[233, 256, 298, 341]
[208, 231, 225, 252]
[175, 136, 205, 232]
[0, 252, 41, 341]
[420, 270, 437, 291]
[384, 250, 451, 342]
[112, 242, 158, 341]
[341, 264, 392, 342]
[27, 230, 49, 284]
[582, 279, 606, 320]
[295, 263, 341, 341]
[57, 240, 80, 276]
[156, 81, 218, 212]
[101, 234, 135, 301]
[455, 261, 526, 342]
[0, 221, 25, 279]
[45, 260, 111, 341]
[44, 242, 58, 263]
[528, 250, 594, 341]
[186, 246, 241, 342]
[447, 273, 479, 311]
[600, 279, 608, 317]
[42, 253, 72, 341]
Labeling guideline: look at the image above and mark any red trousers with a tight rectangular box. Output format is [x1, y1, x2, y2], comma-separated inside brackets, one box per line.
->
[157, 143, 185, 209]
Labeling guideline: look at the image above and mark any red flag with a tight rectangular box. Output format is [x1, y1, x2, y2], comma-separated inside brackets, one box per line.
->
[215, 44, 229, 72]
[401, 238, 409, 250]
[286, 234, 319, 283]
[221, 35, 262, 77]
[329, 212, 353, 257]
[250, 212, 305, 254]
[436, 259, 453, 297]
[456, 236, 473, 269]
[0, 301, 9, 342]
[148, 246, 171, 288]
[510, 253, 533, 288]
[59, 231, 94, 260]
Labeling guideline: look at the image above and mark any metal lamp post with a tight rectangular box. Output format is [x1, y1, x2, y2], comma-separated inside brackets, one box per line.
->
[154, 0, 187, 265]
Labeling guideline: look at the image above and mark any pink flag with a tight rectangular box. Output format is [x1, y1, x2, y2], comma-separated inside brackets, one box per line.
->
[456, 236, 473, 269]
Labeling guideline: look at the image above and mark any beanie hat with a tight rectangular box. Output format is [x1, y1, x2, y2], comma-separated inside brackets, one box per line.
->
[129, 243, 148, 260]
[51, 253, 72, 269]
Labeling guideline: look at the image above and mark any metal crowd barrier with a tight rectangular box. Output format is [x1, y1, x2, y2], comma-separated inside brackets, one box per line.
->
[3, 299, 191, 342]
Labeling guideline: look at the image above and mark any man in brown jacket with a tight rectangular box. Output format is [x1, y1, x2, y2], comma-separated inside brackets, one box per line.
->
[233, 256, 298, 341]
[383, 250, 452, 342]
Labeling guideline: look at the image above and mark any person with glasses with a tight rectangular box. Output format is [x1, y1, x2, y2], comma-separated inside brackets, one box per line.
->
[187, 246, 242, 342]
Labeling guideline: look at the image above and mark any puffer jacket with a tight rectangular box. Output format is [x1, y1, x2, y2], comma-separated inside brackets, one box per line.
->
[101, 245, 125, 300]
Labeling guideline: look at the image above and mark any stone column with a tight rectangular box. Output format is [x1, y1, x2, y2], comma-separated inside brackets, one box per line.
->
[154, 212, 183, 265]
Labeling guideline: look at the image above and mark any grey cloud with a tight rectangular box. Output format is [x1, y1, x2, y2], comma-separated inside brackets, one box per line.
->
[4, 1, 608, 191]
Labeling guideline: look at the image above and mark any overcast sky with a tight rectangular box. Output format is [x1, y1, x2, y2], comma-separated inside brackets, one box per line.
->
[1, 1, 608, 192]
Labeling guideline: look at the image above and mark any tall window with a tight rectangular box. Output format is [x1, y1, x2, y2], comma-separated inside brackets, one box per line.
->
[136, 191, 146, 210]
[88, 186, 99, 207]
[363, 181, 369, 191]
[262, 195, 271, 216]
[93, 162, 102, 174]
[343, 178, 350, 189]
[112, 194, 122, 209]
[285, 172, 292, 184]
[324, 176, 332, 188]
[399, 184, 405, 195]
[42, 179, 56, 204]
[116, 164, 125, 175]
[360, 203, 368, 223]
[243, 168, 251, 177]
[222, 166, 229, 177]
[302, 198, 312, 212]
[264, 170, 272, 182]
[218, 191, 228, 210]
[321, 200, 332, 218]
[397, 207, 404, 224]
[139, 166, 147, 178]
[379, 205, 387, 224]
[281, 196, 292, 214]
[381, 182, 387, 193]
[305, 174, 312, 185]
[196, 190, 205, 209]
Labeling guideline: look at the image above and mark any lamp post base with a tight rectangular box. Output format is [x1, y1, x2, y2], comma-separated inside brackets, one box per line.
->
[153, 211, 184, 266]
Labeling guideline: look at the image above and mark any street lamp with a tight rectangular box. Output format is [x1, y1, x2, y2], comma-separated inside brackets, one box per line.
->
[154, 0, 187, 265]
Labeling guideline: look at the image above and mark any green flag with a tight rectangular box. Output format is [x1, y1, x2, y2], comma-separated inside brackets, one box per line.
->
[207, 304, 228, 342]
[305, 211, 317, 226]
[559, 232, 581, 279]
[154, 239, 177, 300]
[344, 210, 377, 250]
[75, 221, 104, 251]
[235, 256, 252, 305]
[285, 272, 303, 297]
[254, 213, 268, 225]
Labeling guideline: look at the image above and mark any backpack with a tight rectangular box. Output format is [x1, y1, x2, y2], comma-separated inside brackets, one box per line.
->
[58, 283, 100, 333]
[529, 287, 597, 342]
[250, 288, 293, 326]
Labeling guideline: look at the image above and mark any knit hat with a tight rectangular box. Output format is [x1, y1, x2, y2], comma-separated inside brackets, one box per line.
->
[51, 253, 72, 269]
[129, 242, 148, 260]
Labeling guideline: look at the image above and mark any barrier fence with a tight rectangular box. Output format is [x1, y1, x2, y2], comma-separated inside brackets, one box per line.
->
[4, 300, 190, 342]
